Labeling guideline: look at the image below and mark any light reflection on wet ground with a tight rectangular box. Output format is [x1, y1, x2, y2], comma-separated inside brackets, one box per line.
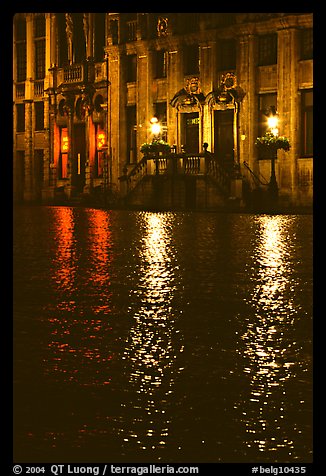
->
[13, 207, 313, 463]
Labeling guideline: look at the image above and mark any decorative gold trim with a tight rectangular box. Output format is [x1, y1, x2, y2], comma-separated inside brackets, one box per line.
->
[157, 17, 168, 36]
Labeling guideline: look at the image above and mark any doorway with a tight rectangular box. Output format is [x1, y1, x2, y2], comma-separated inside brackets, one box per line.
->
[34, 149, 44, 201]
[72, 124, 86, 193]
[214, 109, 234, 164]
[182, 112, 199, 153]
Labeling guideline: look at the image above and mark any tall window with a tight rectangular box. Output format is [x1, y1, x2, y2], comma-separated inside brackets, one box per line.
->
[35, 102, 44, 131]
[184, 44, 199, 75]
[126, 20, 137, 41]
[300, 29, 313, 60]
[218, 39, 236, 71]
[15, 16, 26, 82]
[94, 13, 106, 61]
[35, 40, 45, 79]
[126, 54, 137, 82]
[34, 15, 45, 79]
[72, 13, 86, 63]
[258, 34, 277, 66]
[16, 104, 25, 132]
[301, 89, 313, 157]
[57, 13, 68, 67]
[155, 50, 167, 78]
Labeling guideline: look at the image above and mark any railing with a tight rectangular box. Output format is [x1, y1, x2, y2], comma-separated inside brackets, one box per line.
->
[120, 151, 235, 197]
[16, 83, 25, 99]
[243, 161, 269, 187]
[124, 156, 148, 193]
[63, 63, 84, 83]
[205, 154, 233, 196]
[34, 80, 44, 97]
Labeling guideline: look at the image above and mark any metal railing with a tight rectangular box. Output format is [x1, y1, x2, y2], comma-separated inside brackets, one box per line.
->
[120, 151, 235, 197]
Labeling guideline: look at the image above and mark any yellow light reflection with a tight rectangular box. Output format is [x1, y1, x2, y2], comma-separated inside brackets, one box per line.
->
[238, 215, 300, 457]
[119, 212, 183, 454]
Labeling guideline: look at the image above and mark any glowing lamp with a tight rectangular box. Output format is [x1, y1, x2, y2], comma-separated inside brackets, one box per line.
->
[267, 115, 278, 129]
[267, 114, 279, 137]
[150, 117, 161, 136]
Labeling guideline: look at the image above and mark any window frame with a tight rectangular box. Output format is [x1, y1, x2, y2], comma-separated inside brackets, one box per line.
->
[300, 89, 313, 157]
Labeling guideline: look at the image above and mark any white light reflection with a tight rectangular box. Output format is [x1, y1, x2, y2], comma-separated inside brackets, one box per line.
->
[120, 212, 183, 456]
[238, 215, 306, 458]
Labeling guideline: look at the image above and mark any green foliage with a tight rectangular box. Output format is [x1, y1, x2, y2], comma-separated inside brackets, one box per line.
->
[140, 140, 171, 155]
[255, 131, 291, 152]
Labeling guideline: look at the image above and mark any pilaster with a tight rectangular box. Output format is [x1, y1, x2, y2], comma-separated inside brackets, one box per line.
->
[23, 100, 34, 201]
[277, 27, 300, 201]
[238, 33, 258, 174]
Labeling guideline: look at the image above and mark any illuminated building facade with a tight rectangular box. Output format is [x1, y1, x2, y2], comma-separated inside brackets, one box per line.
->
[13, 12, 313, 208]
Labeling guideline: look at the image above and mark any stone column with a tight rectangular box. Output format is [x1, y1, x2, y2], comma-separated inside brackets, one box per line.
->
[65, 101, 76, 198]
[107, 45, 126, 191]
[238, 31, 258, 175]
[23, 100, 34, 201]
[137, 46, 151, 158]
[41, 13, 52, 201]
[277, 27, 299, 204]
[83, 114, 92, 195]
[23, 14, 34, 201]
[167, 40, 181, 150]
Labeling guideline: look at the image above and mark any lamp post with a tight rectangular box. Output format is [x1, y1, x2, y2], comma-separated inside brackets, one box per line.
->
[150, 116, 161, 175]
[150, 116, 161, 137]
[267, 111, 279, 201]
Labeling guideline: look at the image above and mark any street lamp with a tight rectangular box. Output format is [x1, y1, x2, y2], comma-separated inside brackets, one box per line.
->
[267, 110, 279, 200]
[150, 116, 161, 137]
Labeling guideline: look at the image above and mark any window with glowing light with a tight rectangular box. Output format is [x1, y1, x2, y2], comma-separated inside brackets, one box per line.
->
[95, 125, 106, 177]
[59, 128, 68, 179]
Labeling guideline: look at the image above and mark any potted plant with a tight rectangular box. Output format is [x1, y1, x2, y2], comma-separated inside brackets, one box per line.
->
[140, 139, 171, 156]
[255, 131, 291, 154]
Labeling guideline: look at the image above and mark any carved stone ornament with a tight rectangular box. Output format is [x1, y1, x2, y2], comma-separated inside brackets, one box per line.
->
[186, 77, 201, 95]
[157, 17, 168, 36]
[221, 72, 237, 90]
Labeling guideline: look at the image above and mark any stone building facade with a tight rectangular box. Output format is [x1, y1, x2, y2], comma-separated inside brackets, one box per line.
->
[13, 12, 313, 208]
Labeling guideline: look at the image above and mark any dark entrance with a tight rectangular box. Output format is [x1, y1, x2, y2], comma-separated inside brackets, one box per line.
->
[214, 109, 234, 164]
[72, 124, 86, 193]
[15, 151, 25, 202]
[34, 149, 44, 201]
[183, 112, 199, 153]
